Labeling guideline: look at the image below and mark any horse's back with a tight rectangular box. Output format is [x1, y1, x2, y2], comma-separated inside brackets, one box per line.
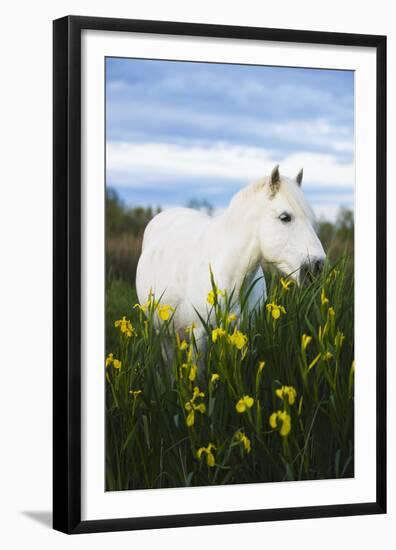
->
[136, 208, 210, 316]
[142, 207, 208, 250]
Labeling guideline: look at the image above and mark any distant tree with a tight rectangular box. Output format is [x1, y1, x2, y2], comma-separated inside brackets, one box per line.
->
[187, 198, 214, 216]
[317, 207, 354, 262]
[105, 187, 161, 282]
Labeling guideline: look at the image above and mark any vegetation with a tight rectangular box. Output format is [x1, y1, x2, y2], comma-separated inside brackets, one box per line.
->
[105, 188, 161, 283]
[106, 260, 354, 491]
[105, 188, 354, 491]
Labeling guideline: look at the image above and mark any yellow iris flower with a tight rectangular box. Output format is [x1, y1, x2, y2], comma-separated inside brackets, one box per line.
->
[157, 304, 174, 321]
[176, 334, 189, 351]
[269, 410, 291, 437]
[212, 327, 227, 343]
[112, 359, 122, 369]
[188, 364, 198, 382]
[321, 288, 329, 306]
[210, 373, 220, 383]
[105, 353, 121, 370]
[235, 431, 251, 453]
[133, 302, 149, 313]
[184, 387, 206, 427]
[207, 286, 225, 306]
[266, 302, 286, 320]
[228, 328, 248, 350]
[114, 316, 134, 337]
[275, 385, 297, 405]
[197, 443, 216, 467]
[280, 278, 293, 291]
[301, 334, 312, 351]
[236, 395, 254, 413]
[129, 389, 142, 399]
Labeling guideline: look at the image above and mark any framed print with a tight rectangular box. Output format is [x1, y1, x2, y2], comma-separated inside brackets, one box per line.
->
[53, 16, 387, 534]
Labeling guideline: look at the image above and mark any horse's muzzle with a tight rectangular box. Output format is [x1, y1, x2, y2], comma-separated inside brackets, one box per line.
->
[300, 258, 324, 284]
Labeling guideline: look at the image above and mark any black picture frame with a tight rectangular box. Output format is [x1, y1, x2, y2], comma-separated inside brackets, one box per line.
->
[53, 15, 387, 534]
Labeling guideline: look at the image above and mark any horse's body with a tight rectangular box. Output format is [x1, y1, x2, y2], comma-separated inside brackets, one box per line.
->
[136, 166, 325, 337]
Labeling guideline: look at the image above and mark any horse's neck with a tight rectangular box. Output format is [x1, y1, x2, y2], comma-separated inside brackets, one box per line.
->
[208, 202, 262, 293]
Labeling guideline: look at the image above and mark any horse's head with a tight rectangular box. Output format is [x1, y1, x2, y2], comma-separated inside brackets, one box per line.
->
[258, 165, 325, 283]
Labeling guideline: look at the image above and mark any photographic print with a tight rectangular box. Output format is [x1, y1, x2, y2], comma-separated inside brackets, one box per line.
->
[105, 57, 355, 491]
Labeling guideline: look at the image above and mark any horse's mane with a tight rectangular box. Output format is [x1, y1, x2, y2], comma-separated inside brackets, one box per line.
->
[229, 175, 315, 223]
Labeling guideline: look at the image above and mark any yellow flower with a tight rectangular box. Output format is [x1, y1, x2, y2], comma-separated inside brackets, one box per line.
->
[114, 316, 134, 337]
[106, 353, 121, 369]
[269, 410, 291, 437]
[112, 359, 122, 369]
[179, 363, 187, 378]
[236, 395, 254, 413]
[129, 389, 142, 399]
[210, 373, 220, 383]
[266, 302, 286, 320]
[176, 334, 189, 351]
[207, 286, 225, 306]
[188, 364, 198, 382]
[328, 307, 335, 317]
[280, 278, 293, 291]
[179, 362, 198, 381]
[321, 288, 329, 306]
[275, 385, 297, 405]
[212, 327, 227, 343]
[133, 302, 148, 313]
[134, 292, 157, 313]
[258, 361, 265, 374]
[227, 313, 238, 322]
[228, 328, 248, 350]
[301, 334, 312, 351]
[137, 290, 156, 310]
[206, 451, 215, 467]
[186, 410, 195, 427]
[192, 386, 205, 400]
[157, 304, 174, 321]
[197, 443, 216, 467]
[184, 387, 206, 426]
[235, 431, 251, 453]
[195, 403, 206, 413]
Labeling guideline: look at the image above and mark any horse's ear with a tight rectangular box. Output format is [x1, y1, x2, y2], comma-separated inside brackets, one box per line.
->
[270, 165, 280, 195]
[296, 168, 303, 187]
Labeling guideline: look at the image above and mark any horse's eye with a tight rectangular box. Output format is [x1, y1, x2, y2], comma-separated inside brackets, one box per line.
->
[279, 212, 292, 223]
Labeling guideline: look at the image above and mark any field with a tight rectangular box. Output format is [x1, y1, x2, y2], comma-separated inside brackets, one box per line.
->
[105, 258, 354, 491]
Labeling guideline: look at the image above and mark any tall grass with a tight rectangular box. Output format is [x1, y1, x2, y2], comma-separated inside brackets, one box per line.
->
[105, 258, 354, 491]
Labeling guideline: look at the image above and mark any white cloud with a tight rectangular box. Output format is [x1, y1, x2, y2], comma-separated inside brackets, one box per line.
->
[109, 96, 353, 156]
[107, 140, 354, 191]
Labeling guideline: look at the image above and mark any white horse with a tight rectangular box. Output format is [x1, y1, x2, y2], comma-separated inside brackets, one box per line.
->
[136, 165, 325, 340]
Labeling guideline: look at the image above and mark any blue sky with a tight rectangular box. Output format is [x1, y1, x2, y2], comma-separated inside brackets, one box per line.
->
[106, 57, 354, 221]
